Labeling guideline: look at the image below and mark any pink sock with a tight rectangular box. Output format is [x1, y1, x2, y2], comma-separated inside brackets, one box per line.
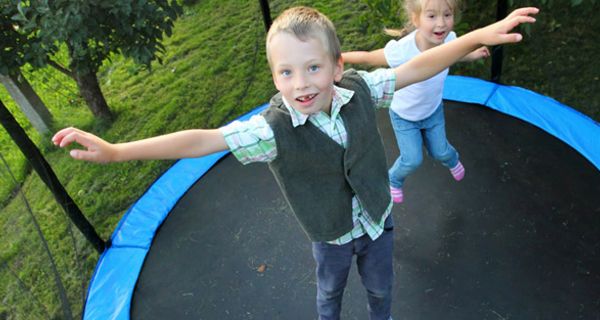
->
[450, 161, 465, 181]
[390, 186, 403, 203]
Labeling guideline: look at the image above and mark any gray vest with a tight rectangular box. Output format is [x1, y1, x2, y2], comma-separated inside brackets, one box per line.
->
[262, 70, 391, 241]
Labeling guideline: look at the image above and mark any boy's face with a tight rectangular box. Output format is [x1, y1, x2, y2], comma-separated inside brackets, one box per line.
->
[269, 32, 343, 115]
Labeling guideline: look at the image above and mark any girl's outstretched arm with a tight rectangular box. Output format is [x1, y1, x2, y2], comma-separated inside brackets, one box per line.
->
[393, 7, 538, 90]
[342, 49, 388, 67]
[52, 127, 229, 163]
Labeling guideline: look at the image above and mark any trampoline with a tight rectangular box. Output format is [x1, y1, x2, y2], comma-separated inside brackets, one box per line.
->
[83, 76, 600, 320]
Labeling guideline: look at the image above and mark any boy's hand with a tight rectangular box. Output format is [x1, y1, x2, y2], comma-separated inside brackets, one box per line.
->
[478, 7, 539, 46]
[52, 127, 117, 163]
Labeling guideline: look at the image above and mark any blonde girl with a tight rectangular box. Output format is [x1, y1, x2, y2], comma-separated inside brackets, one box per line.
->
[343, 0, 490, 203]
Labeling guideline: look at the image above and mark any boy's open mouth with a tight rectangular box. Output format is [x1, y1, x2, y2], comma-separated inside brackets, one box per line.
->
[434, 31, 446, 37]
[296, 93, 317, 103]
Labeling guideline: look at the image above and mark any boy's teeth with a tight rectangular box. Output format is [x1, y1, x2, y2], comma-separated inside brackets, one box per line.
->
[298, 94, 315, 102]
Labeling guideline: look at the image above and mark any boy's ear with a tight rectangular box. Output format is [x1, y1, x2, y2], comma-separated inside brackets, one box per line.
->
[272, 72, 282, 91]
[334, 57, 344, 82]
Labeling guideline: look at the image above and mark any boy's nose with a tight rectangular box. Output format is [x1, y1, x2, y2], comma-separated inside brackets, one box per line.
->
[294, 76, 309, 90]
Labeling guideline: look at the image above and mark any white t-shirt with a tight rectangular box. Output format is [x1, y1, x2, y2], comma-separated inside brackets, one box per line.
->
[384, 30, 457, 121]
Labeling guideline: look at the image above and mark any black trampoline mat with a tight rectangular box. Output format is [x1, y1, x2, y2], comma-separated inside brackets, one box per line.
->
[131, 101, 600, 320]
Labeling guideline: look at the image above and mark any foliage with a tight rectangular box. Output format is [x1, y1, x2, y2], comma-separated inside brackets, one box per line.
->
[359, 0, 405, 34]
[1, 0, 183, 75]
[1, 0, 184, 119]
[0, 4, 33, 75]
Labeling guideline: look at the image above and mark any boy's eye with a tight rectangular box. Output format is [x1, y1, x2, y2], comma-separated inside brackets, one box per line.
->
[308, 65, 320, 72]
[281, 70, 291, 77]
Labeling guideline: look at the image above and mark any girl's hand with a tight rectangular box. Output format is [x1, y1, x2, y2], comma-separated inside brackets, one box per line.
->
[473, 46, 490, 60]
[52, 127, 117, 163]
[461, 46, 490, 62]
[478, 7, 539, 46]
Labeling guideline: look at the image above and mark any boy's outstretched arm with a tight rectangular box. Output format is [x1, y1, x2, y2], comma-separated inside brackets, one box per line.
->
[52, 127, 229, 163]
[342, 49, 388, 67]
[394, 7, 538, 90]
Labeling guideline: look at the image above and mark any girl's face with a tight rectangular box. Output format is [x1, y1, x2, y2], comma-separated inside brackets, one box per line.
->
[413, 0, 455, 51]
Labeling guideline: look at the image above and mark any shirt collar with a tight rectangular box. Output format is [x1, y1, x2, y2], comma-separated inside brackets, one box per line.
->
[281, 85, 355, 127]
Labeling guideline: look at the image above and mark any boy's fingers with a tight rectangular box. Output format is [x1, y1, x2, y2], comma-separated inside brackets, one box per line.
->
[70, 149, 97, 162]
[58, 131, 80, 148]
[53, 127, 86, 145]
[52, 127, 73, 145]
[63, 131, 113, 163]
[502, 15, 536, 36]
[501, 33, 523, 44]
[508, 7, 539, 19]
[515, 15, 537, 24]
[60, 131, 94, 149]
[519, 7, 539, 15]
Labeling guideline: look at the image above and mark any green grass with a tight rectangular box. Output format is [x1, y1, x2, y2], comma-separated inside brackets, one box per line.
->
[0, 0, 598, 318]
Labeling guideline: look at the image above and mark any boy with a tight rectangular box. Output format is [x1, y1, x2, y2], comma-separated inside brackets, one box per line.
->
[53, 6, 538, 320]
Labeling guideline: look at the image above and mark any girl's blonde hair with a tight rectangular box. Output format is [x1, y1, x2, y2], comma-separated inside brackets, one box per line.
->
[384, 0, 462, 38]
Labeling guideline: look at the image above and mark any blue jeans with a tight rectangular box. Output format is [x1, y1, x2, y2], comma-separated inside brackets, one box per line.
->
[312, 216, 394, 320]
[388, 103, 459, 188]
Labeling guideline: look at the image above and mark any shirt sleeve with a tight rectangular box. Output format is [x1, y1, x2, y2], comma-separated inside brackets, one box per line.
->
[357, 68, 396, 110]
[445, 31, 457, 43]
[383, 35, 416, 68]
[218, 114, 277, 164]
[383, 39, 405, 68]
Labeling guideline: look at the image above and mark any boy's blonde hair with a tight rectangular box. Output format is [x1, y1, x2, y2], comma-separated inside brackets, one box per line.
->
[266, 6, 341, 66]
[385, 0, 462, 38]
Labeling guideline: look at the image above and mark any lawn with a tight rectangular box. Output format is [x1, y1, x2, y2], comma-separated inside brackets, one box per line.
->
[0, 0, 597, 318]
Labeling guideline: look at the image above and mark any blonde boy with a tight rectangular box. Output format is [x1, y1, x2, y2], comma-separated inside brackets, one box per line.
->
[53, 6, 538, 319]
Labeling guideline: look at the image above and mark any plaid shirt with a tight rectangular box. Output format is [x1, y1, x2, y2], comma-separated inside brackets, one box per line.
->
[220, 69, 396, 244]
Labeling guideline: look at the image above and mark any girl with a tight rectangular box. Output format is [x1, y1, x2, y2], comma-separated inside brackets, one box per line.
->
[343, 0, 489, 203]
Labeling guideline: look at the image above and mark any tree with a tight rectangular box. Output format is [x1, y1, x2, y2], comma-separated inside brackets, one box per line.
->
[0, 72, 54, 134]
[0, 0, 182, 120]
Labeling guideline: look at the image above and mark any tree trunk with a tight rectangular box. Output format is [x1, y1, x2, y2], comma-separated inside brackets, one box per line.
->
[0, 72, 54, 134]
[73, 71, 113, 120]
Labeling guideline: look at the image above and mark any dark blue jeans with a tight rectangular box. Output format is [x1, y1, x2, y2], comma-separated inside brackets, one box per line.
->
[311, 216, 394, 320]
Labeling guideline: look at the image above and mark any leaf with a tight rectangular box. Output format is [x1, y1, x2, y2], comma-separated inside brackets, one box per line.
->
[11, 13, 27, 22]
[16, 1, 26, 17]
